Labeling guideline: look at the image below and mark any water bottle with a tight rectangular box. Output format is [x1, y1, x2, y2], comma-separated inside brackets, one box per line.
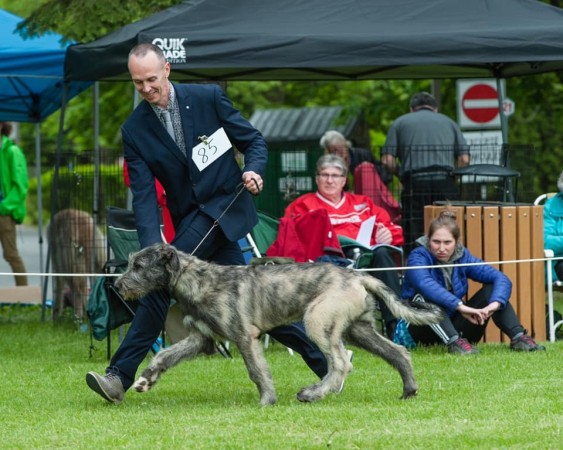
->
[352, 248, 361, 267]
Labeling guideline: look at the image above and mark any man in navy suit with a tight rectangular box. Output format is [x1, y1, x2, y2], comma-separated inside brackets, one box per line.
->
[86, 43, 328, 403]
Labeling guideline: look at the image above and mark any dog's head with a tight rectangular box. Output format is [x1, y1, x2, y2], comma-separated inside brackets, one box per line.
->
[115, 243, 181, 300]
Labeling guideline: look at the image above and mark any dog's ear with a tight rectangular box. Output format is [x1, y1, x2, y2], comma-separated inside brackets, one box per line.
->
[159, 244, 180, 272]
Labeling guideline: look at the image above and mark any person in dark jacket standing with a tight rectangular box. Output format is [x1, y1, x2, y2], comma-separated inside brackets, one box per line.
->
[395, 209, 545, 354]
[86, 43, 328, 404]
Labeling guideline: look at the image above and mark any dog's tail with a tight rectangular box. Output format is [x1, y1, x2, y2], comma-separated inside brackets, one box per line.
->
[361, 276, 445, 325]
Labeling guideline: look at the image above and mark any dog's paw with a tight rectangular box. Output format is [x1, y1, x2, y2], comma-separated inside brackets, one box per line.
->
[133, 376, 151, 393]
[296, 386, 323, 403]
[260, 393, 277, 406]
[400, 388, 418, 400]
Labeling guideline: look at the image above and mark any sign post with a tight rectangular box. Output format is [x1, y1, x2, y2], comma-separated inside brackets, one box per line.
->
[457, 79, 517, 202]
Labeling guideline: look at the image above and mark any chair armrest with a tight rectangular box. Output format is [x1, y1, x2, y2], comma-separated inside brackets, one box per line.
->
[338, 235, 403, 255]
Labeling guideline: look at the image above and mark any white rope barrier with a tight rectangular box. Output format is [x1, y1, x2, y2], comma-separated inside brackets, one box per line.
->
[356, 255, 563, 273]
[0, 255, 561, 278]
[0, 271, 120, 278]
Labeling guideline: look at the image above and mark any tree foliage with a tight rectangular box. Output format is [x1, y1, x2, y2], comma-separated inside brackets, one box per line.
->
[6, 0, 563, 195]
[15, 0, 182, 43]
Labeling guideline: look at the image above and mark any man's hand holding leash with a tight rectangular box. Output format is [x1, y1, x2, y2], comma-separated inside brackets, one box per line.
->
[243, 171, 263, 196]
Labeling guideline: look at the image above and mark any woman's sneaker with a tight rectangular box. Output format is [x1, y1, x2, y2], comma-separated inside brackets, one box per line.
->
[510, 334, 546, 352]
[448, 337, 479, 355]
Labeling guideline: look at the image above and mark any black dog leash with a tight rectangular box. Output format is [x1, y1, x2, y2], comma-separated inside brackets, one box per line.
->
[190, 178, 261, 256]
[189, 178, 260, 359]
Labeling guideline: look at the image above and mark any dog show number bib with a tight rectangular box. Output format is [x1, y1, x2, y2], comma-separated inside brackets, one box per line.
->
[192, 127, 231, 171]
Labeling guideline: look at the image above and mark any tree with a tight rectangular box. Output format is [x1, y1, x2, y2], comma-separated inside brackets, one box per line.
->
[15, 0, 181, 43]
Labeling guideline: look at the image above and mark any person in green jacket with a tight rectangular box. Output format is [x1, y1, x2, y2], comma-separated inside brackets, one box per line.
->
[0, 122, 28, 286]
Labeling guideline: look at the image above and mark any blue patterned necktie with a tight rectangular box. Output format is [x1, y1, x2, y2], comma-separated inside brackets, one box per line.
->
[161, 110, 175, 142]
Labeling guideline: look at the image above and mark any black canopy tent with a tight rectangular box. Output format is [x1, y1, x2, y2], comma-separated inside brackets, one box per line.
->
[61, 0, 563, 210]
[64, 0, 563, 83]
[61, 0, 563, 213]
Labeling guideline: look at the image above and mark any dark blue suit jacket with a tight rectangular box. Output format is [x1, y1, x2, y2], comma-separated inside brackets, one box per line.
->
[122, 83, 268, 248]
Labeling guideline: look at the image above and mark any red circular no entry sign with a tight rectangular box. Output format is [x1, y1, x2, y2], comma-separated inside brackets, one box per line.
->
[461, 84, 499, 124]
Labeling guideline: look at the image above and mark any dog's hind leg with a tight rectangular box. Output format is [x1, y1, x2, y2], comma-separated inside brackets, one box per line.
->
[133, 330, 211, 393]
[347, 319, 418, 399]
[236, 332, 277, 406]
[296, 341, 350, 402]
[296, 308, 352, 402]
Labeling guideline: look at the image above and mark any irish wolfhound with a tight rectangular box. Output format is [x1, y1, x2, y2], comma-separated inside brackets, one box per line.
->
[48, 209, 105, 321]
[115, 243, 444, 406]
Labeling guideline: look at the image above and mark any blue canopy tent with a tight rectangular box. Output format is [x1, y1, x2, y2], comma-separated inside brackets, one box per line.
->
[0, 8, 91, 313]
[0, 8, 90, 122]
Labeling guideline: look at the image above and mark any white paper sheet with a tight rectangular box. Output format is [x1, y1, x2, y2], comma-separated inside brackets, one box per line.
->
[356, 215, 375, 247]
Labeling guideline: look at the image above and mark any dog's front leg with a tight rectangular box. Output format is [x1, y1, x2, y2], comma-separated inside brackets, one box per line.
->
[237, 332, 277, 406]
[134, 331, 210, 393]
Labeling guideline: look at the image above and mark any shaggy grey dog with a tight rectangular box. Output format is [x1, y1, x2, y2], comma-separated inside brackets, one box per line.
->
[116, 243, 443, 405]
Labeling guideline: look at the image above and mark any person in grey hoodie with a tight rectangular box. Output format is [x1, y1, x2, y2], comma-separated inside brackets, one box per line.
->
[395, 209, 545, 354]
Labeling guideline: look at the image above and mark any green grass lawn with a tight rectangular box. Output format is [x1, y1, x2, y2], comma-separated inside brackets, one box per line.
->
[1, 305, 562, 450]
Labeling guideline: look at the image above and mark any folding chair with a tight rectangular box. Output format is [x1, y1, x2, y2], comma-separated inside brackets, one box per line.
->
[86, 207, 140, 358]
[87, 207, 186, 359]
[338, 235, 404, 270]
[534, 193, 563, 342]
[251, 210, 281, 256]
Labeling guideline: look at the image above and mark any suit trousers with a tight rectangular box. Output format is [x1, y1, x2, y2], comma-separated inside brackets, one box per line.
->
[369, 246, 402, 326]
[107, 211, 326, 389]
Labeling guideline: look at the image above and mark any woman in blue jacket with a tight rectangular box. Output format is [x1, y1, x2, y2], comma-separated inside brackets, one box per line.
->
[395, 209, 545, 354]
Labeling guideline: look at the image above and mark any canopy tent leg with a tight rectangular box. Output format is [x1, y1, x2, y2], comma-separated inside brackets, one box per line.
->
[91, 81, 101, 302]
[496, 77, 514, 202]
[35, 122, 44, 302]
[41, 83, 68, 321]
